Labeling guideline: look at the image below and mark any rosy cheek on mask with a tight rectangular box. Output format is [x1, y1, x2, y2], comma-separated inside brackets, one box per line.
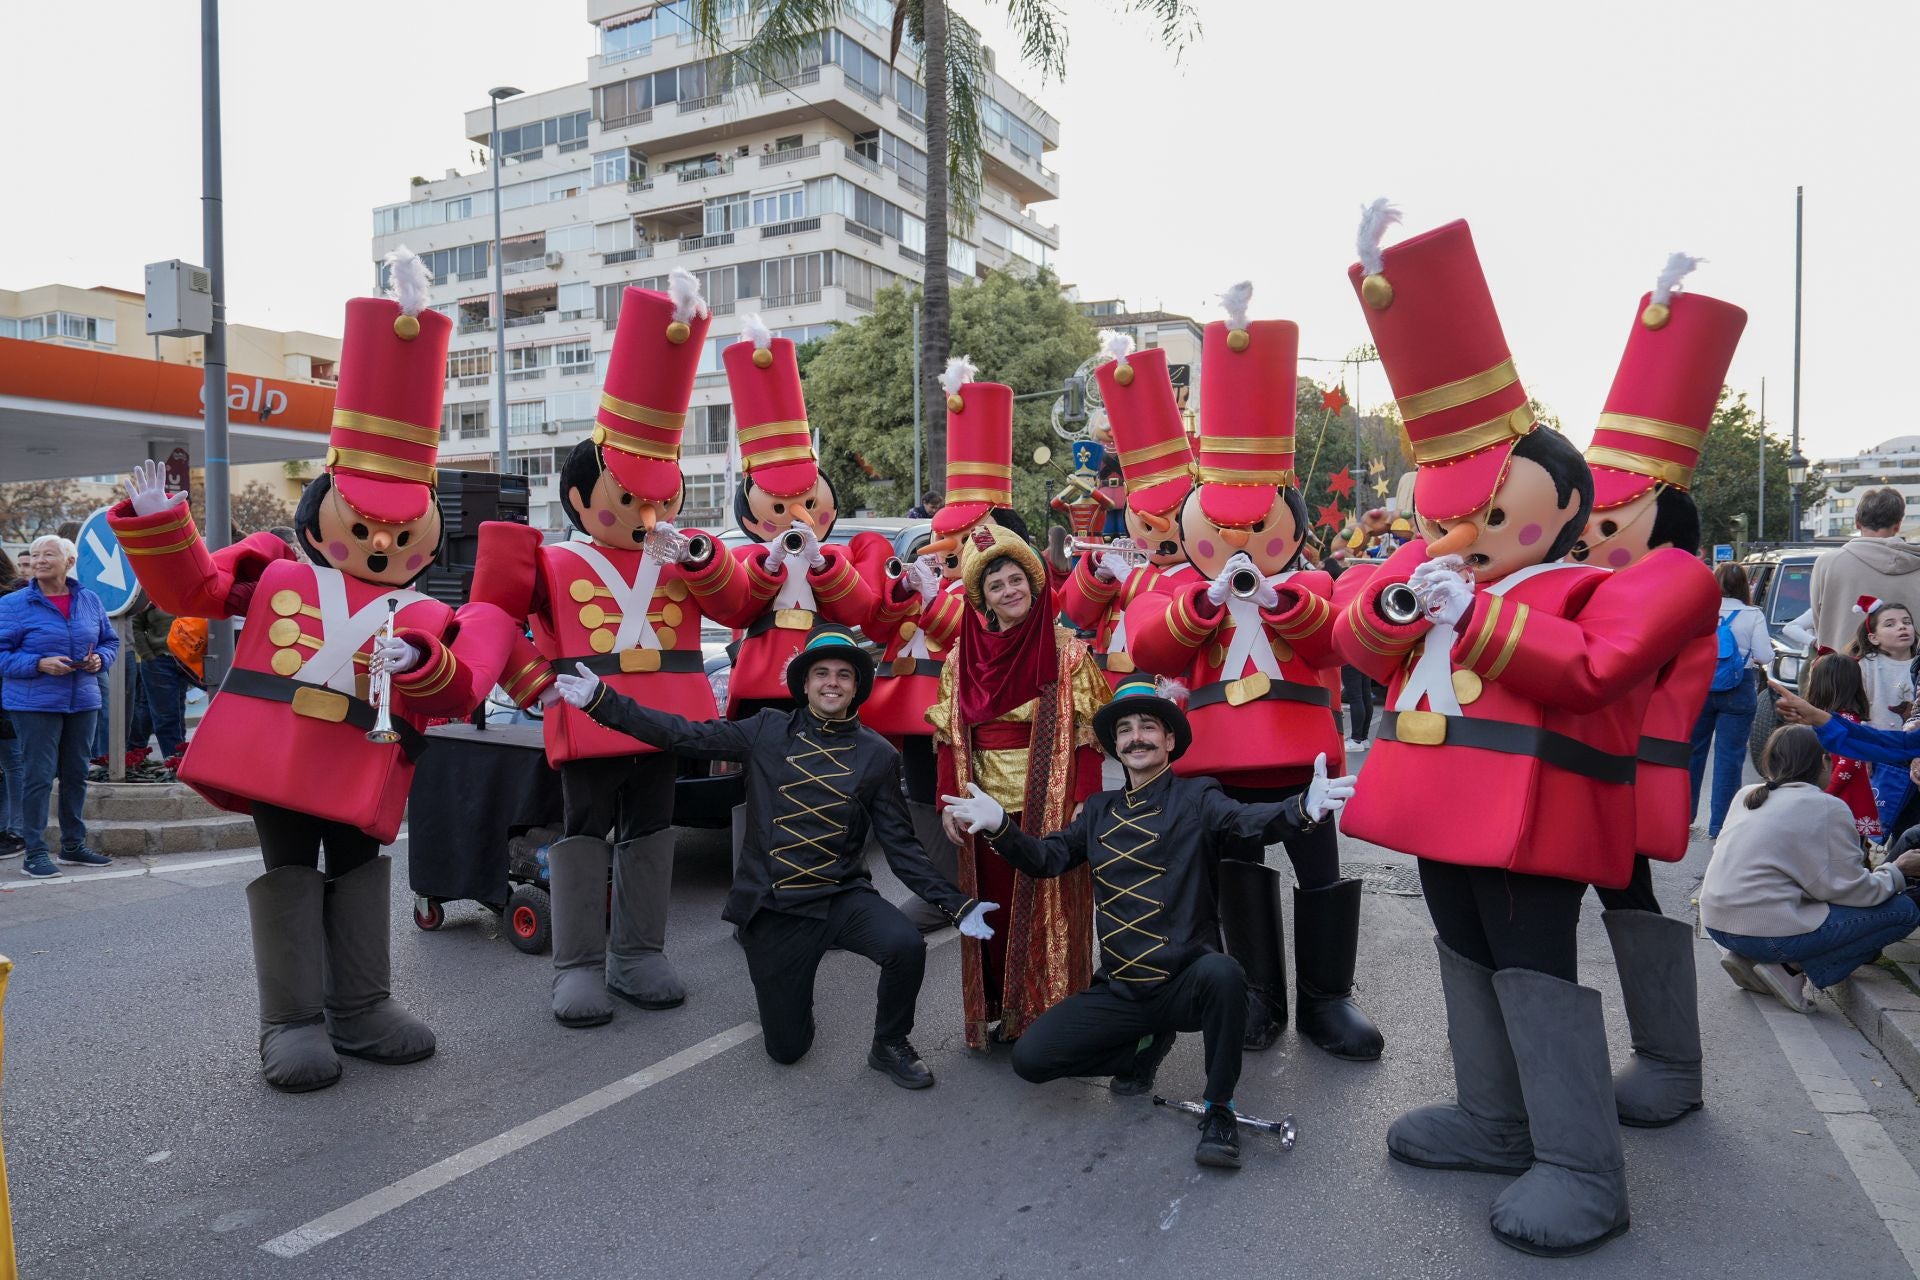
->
[327, 541, 349, 562]
[405, 554, 424, 571]
[595, 509, 616, 527]
[1196, 538, 1215, 560]
[1516, 523, 1544, 547]
[1264, 537, 1287, 560]
[1607, 548, 1632, 568]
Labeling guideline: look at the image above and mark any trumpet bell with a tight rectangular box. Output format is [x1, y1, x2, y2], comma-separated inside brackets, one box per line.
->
[1378, 582, 1423, 626]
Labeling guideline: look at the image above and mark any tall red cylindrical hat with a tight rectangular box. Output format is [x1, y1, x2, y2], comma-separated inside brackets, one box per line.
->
[1195, 288, 1298, 527]
[1095, 343, 1193, 519]
[328, 250, 451, 524]
[723, 319, 817, 499]
[1588, 268, 1747, 510]
[934, 360, 1013, 535]
[1348, 215, 1533, 522]
[595, 272, 711, 503]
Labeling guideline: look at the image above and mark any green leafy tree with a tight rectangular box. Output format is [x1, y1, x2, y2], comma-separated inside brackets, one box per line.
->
[1692, 388, 1826, 549]
[0, 479, 91, 542]
[804, 267, 1094, 531]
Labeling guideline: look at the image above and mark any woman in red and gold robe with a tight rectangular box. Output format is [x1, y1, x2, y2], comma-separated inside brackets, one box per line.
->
[929, 523, 1108, 1050]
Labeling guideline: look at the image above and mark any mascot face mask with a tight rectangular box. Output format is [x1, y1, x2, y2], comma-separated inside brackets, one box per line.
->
[1180, 485, 1301, 581]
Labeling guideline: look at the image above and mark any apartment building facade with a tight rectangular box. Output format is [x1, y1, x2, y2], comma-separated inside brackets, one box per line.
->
[372, 0, 1062, 533]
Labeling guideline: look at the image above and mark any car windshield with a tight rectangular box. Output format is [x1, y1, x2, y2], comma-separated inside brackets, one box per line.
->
[1769, 563, 1813, 624]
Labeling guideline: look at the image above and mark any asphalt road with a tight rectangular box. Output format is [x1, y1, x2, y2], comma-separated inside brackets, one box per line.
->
[5, 800, 1920, 1279]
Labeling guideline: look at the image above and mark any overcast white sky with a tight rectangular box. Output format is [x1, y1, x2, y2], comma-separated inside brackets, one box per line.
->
[5, 0, 1912, 460]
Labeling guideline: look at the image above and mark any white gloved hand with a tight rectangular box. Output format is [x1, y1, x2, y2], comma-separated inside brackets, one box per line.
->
[794, 523, 825, 570]
[939, 782, 1007, 836]
[1096, 549, 1135, 586]
[1409, 553, 1466, 586]
[958, 901, 999, 940]
[536, 683, 562, 708]
[1206, 551, 1259, 607]
[907, 554, 942, 604]
[1250, 572, 1279, 610]
[1413, 562, 1474, 628]
[371, 636, 421, 677]
[764, 535, 789, 574]
[124, 458, 184, 518]
[1304, 752, 1358, 821]
[554, 661, 602, 709]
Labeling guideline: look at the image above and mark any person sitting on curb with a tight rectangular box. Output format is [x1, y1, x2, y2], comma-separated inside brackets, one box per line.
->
[941, 677, 1356, 1169]
[553, 623, 996, 1089]
[1699, 723, 1920, 1012]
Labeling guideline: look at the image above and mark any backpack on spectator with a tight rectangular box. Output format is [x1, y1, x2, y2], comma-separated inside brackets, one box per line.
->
[1710, 611, 1745, 692]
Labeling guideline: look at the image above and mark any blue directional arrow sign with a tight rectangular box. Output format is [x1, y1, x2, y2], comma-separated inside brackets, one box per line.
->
[75, 505, 142, 617]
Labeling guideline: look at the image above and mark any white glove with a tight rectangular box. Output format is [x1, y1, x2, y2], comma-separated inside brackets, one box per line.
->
[939, 782, 1007, 836]
[1304, 752, 1358, 821]
[536, 683, 562, 708]
[958, 901, 999, 940]
[1096, 549, 1135, 586]
[1250, 573, 1279, 610]
[1206, 551, 1259, 607]
[906, 555, 942, 603]
[124, 458, 184, 518]
[1411, 558, 1474, 627]
[553, 661, 602, 709]
[764, 535, 789, 574]
[794, 523, 825, 571]
[371, 636, 421, 677]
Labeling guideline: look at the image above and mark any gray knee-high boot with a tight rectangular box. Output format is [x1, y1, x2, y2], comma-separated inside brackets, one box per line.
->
[607, 831, 687, 1009]
[1489, 967, 1632, 1257]
[900, 801, 960, 933]
[322, 856, 435, 1064]
[246, 865, 342, 1093]
[1387, 940, 1532, 1173]
[549, 836, 614, 1027]
[1603, 909, 1703, 1127]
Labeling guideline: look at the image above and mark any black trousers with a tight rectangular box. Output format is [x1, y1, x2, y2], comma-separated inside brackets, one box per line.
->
[1592, 854, 1661, 915]
[255, 800, 378, 880]
[740, 888, 927, 1064]
[1012, 952, 1249, 1106]
[1341, 666, 1374, 742]
[899, 736, 937, 805]
[1221, 782, 1339, 889]
[560, 752, 677, 844]
[1418, 859, 1585, 982]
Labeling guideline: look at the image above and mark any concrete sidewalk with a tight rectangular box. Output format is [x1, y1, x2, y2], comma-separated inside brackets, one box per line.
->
[1831, 942, 1920, 1095]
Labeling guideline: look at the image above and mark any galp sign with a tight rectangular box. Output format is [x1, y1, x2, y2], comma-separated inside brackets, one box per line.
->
[199, 376, 289, 421]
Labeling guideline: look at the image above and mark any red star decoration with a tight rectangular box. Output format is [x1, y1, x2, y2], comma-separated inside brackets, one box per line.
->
[1315, 500, 1345, 530]
[1321, 386, 1348, 414]
[1326, 466, 1356, 498]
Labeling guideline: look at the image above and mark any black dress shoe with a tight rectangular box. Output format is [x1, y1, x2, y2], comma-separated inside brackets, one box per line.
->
[1194, 1104, 1241, 1169]
[1109, 1031, 1176, 1096]
[868, 1037, 935, 1090]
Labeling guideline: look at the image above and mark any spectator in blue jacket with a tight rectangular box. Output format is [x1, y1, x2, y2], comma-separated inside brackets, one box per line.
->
[0, 547, 22, 858]
[0, 535, 119, 877]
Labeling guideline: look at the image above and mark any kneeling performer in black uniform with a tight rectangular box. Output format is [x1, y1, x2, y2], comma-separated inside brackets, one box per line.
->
[554, 624, 996, 1088]
[943, 678, 1354, 1167]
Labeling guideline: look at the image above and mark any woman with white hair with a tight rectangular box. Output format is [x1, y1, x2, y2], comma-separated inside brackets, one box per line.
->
[0, 534, 119, 877]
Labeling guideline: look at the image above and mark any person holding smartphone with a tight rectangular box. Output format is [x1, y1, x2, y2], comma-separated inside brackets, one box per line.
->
[0, 535, 119, 877]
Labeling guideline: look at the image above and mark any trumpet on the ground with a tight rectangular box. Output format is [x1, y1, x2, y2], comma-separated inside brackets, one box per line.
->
[367, 599, 402, 744]
[1069, 536, 1151, 566]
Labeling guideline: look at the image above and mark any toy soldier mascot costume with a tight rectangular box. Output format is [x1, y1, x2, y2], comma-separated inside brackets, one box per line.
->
[1331, 205, 1717, 1256]
[943, 681, 1356, 1168]
[109, 249, 518, 1091]
[1125, 284, 1381, 1062]
[472, 271, 760, 1027]
[1570, 254, 1746, 1127]
[551, 624, 996, 1088]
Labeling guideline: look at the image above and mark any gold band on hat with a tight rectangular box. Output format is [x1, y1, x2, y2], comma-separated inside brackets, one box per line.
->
[325, 447, 439, 487]
[1126, 461, 1194, 493]
[946, 486, 1011, 505]
[1196, 465, 1295, 486]
[1118, 436, 1193, 470]
[598, 391, 687, 431]
[330, 409, 439, 446]
[591, 423, 679, 462]
[737, 418, 812, 447]
[1407, 405, 1535, 465]
[1593, 412, 1706, 450]
[950, 462, 1015, 480]
[1585, 444, 1696, 491]
[1202, 434, 1296, 456]
[744, 444, 817, 469]
[1395, 358, 1520, 423]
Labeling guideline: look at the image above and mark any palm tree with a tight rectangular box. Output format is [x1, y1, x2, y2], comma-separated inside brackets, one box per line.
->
[683, 1, 1199, 489]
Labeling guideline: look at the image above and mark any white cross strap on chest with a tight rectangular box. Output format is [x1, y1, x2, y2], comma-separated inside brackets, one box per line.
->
[300, 567, 429, 694]
[1220, 569, 1295, 681]
[1393, 560, 1588, 716]
[771, 548, 819, 612]
[554, 538, 662, 651]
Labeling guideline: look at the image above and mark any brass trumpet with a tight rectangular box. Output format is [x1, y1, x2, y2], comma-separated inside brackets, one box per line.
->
[884, 556, 904, 579]
[779, 528, 808, 556]
[367, 599, 402, 744]
[1069, 536, 1151, 566]
[1228, 566, 1265, 600]
[1379, 582, 1424, 626]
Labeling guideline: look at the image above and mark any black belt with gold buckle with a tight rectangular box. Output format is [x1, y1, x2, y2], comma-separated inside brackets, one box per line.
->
[1377, 710, 1635, 784]
[220, 666, 427, 761]
[555, 650, 704, 677]
[1187, 672, 1331, 710]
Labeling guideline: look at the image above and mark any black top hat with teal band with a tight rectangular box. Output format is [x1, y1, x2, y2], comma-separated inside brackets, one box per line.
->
[785, 622, 876, 709]
[1092, 678, 1193, 761]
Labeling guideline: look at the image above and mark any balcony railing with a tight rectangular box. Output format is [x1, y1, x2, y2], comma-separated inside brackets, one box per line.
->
[455, 375, 489, 388]
[709, 301, 735, 317]
[677, 93, 724, 114]
[457, 269, 489, 282]
[507, 368, 547, 382]
[845, 149, 880, 174]
[676, 160, 733, 183]
[898, 245, 925, 265]
[602, 109, 653, 130]
[896, 104, 924, 130]
[762, 290, 821, 308]
[844, 220, 883, 246]
[504, 313, 549, 328]
[846, 292, 874, 312]
[456, 320, 492, 334]
[679, 232, 734, 251]
[760, 217, 820, 238]
[502, 258, 546, 275]
[760, 143, 820, 166]
[627, 176, 654, 193]
[756, 66, 821, 95]
[896, 173, 926, 197]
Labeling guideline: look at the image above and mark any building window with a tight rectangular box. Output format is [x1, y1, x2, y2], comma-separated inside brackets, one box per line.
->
[559, 280, 595, 320]
[750, 185, 807, 226]
[599, 14, 653, 63]
[441, 401, 489, 439]
[684, 403, 732, 456]
[507, 401, 548, 436]
[554, 340, 593, 372]
[549, 389, 596, 427]
[682, 472, 728, 518]
[446, 348, 493, 381]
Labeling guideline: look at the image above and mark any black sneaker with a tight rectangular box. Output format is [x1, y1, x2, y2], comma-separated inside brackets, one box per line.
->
[57, 846, 113, 868]
[1110, 1031, 1177, 1096]
[868, 1037, 935, 1090]
[0, 832, 24, 860]
[20, 853, 60, 879]
[1195, 1104, 1242, 1169]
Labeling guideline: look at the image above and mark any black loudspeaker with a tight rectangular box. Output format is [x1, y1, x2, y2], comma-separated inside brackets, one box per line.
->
[421, 468, 530, 606]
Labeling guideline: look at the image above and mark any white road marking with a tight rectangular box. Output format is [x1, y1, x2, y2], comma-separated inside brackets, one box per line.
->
[260, 1021, 762, 1258]
[0, 851, 259, 889]
[1759, 999, 1920, 1276]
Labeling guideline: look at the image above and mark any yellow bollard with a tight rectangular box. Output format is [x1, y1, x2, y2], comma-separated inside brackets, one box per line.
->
[0, 953, 14, 1280]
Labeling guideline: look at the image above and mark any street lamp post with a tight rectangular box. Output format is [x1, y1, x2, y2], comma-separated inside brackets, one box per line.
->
[1789, 451, 1809, 541]
[488, 85, 523, 476]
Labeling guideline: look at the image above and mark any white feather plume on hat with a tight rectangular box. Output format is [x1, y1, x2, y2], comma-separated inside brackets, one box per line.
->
[384, 246, 431, 316]
[668, 268, 710, 322]
[1219, 281, 1253, 332]
[742, 313, 772, 349]
[1356, 197, 1402, 276]
[1652, 252, 1704, 305]
[940, 356, 977, 397]
[1101, 329, 1134, 368]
